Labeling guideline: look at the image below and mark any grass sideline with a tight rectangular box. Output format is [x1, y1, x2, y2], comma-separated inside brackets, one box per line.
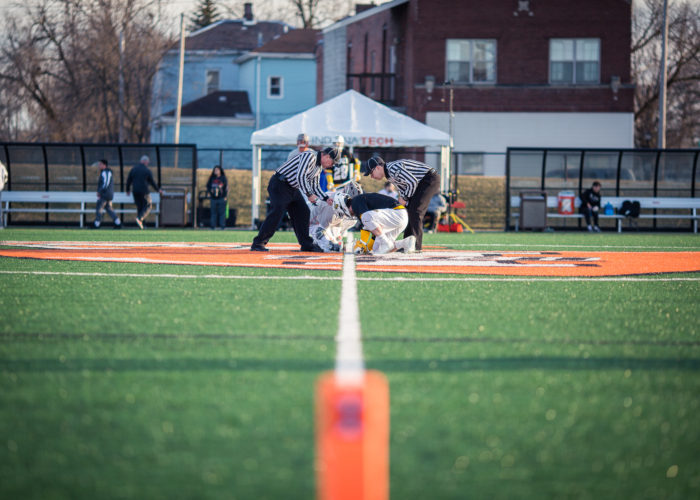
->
[1, 229, 699, 499]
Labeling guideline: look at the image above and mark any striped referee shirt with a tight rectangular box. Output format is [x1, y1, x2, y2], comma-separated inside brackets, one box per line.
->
[384, 159, 434, 200]
[276, 150, 327, 200]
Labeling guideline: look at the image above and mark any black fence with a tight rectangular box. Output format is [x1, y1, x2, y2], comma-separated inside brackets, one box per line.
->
[506, 147, 700, 230]
[1, 142, 197, 226]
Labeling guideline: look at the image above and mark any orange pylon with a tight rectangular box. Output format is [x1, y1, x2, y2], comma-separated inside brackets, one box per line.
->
[315, 370, 390, 500]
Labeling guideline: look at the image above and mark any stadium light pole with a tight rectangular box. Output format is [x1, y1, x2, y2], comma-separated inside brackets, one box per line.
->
[657, 0, 669, 149]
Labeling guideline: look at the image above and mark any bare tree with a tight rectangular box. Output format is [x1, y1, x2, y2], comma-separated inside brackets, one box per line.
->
[633, 0, 700, 148]
[220, 0, 354, 28]
[0, 0, 173, 143]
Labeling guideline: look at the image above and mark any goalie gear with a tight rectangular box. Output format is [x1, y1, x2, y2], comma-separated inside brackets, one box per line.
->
[333, 193, 352, 219]
[353, 229, 375, 254]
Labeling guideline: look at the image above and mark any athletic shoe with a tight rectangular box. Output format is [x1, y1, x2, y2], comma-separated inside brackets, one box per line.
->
[92, 221, 100, 229]
[135, 218, 144, 229]
[300, 243, 325, 253]
[396, 235, 416, 253]
[593, 226, 601, 232]
[587, 225, 593, 232]
[250, 244, 269, 252]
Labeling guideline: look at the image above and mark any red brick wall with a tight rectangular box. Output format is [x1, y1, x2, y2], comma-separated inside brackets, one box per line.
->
[328, 0, 632, 118]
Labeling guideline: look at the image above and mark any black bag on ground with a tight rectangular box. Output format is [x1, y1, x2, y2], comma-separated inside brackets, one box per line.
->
[619, 200, 641, 218]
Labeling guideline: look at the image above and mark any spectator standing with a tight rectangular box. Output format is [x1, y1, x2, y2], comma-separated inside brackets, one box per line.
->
[580, 181, 602, 232]
[207, 165, 228, 230]
[93, 159, 121, 229]
[288, 133, 310, 160]
[361, 156, 440, 251]
[126, 155, 162, 229]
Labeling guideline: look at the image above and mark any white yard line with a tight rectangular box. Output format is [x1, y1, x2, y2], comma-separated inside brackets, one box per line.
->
[334, 235, 365, 386]
[445, 243, 700, 250]
[0, 270, 698, 282]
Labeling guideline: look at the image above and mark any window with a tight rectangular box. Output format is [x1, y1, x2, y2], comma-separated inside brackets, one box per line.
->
[206, 70, 220, 94]
[268, 76, 283, 98]
[456, 153, 484, 175]
[446, 39, 496, 84]
[550, 39, 600, 84]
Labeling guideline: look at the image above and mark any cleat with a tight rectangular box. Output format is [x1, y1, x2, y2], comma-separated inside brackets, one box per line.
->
[250, 244, 269, 252]
[135, 218, 144, 229]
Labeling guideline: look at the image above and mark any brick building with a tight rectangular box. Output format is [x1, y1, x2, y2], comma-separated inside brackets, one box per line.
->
[319, 0, 634, 175]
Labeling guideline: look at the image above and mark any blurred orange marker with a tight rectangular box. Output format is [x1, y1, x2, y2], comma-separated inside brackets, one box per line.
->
[315, 370, 389, 500]
[316, 236, 390, 500]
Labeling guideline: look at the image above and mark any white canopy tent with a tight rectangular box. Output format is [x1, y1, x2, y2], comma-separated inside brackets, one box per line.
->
[249, 89, 451, 223]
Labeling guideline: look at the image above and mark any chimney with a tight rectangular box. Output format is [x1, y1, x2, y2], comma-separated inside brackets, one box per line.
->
[244, 3, 253, 21]
[356, 3, 376, 15]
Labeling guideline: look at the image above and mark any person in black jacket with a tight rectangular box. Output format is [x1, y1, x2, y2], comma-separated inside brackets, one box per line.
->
[126, 155, 162, 229]
[580, 181, 602, 232]
[207, 165, 228, 230]
[333, 192, 416, 254]
[93, 159, 121, 229]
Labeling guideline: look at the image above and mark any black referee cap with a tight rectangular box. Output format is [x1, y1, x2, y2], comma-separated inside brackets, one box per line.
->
[361, 156, 385, 176]
[322, 147, 340, 162]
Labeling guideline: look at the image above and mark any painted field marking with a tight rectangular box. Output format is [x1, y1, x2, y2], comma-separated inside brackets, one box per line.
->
[315, 235, 389, 500]
[1, 270, 698, 282]
[446, 243, 700, 250]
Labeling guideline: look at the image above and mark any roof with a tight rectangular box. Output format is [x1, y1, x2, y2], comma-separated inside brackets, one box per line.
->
[163, 91, 252, 118]
[252, 29, 319, 54]
[251, 89, 450, 147]
[323, 0, 409, 33]
[179, 20, 290, 52]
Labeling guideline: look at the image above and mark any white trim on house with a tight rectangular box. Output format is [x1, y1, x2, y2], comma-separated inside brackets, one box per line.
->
[267, 76, 284, 99]
[236, 52, 315, 64]
[155, 116, 255, 127]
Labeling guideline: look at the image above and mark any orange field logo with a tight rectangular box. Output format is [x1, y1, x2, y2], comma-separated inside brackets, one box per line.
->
[1, 241, 699, 277]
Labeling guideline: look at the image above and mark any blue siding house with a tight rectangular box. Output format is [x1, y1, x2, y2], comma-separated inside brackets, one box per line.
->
[150, 5, 318, 170]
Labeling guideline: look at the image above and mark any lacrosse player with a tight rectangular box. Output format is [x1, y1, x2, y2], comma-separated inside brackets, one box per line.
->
[332, 192, 416, 255]
[309, 180, 363, 252]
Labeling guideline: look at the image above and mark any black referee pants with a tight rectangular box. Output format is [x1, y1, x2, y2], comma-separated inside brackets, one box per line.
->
[253, 174, 314, 248]
[404, 170, 441, 250]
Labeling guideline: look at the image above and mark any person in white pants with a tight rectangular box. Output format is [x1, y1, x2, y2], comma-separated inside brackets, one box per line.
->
[309, 181, 363, 252]
[332, 192, 416, 255]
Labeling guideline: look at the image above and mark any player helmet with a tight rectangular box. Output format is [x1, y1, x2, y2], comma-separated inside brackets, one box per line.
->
[333, 135, 345, 148]
[341, 180, 363, 198]
[333, 193, 352, 218]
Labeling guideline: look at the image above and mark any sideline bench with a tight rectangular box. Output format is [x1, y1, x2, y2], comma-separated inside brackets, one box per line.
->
[510, 195, 700, 233]
[0, 191, 161, 228]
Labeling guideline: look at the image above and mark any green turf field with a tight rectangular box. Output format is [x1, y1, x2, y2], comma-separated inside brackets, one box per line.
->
[1, 229, 699, 499]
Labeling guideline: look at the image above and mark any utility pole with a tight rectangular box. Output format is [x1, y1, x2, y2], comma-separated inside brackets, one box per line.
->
[657, 0, 669, 149]
[174, 13, 186, 146]
[118, 31, 125, 143]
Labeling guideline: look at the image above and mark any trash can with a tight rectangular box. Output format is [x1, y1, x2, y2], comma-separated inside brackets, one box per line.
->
[160, 188, 187, 227]
[557, 191, 576, 215]
[519, 191, 547, 230]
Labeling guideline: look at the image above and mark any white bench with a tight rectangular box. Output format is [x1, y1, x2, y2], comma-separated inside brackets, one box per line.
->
[0, 191, 161, 228]
[510, 195, 700, 233]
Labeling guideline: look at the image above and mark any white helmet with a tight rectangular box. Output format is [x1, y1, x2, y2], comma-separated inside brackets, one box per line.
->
[333, 135, 345, 147]
[333, 193, 352, 218]
[340, 180, 363, 198]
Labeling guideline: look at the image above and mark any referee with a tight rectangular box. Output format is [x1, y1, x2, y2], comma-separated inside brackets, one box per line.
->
[251, 147, 339, 252]
[361, 156, 440, 251]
